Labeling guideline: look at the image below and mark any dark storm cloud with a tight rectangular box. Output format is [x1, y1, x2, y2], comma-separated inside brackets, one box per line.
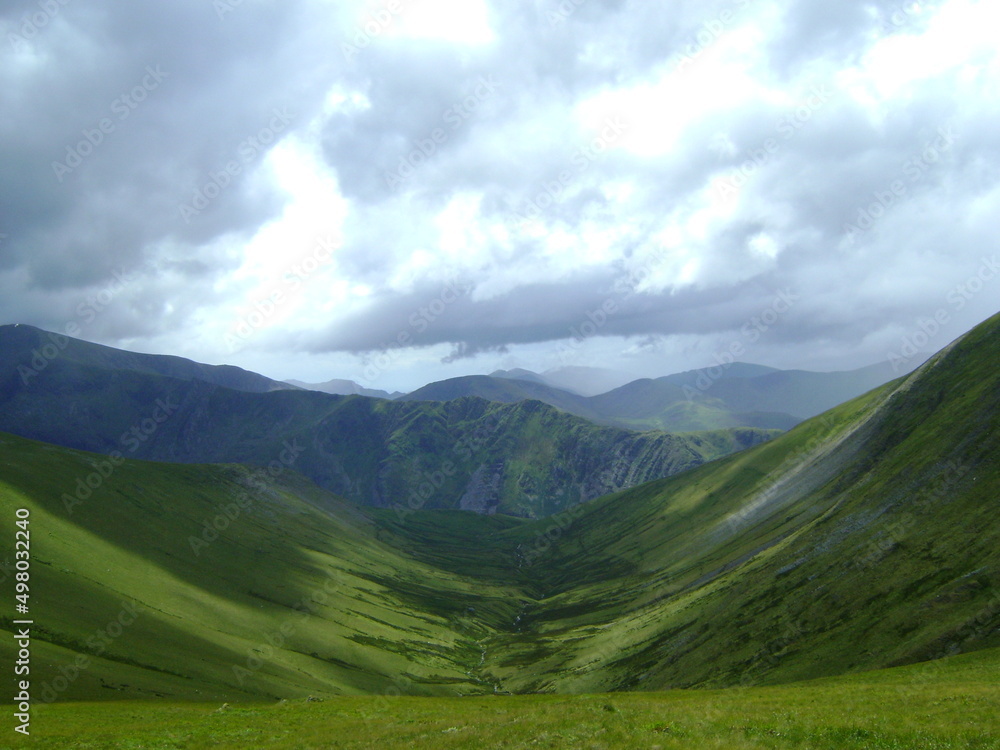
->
[0, 0, 331, 307]
[1, 0, 997, 381]
[297, 262, 806, 360]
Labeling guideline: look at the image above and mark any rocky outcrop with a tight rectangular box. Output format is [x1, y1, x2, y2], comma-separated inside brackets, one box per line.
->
[459, 461, 505, 514]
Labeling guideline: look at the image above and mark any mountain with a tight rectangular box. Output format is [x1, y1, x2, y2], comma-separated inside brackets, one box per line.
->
[285, 377, 403, 399]
[659, 361, 781, 386]
[495, 312, 1000, 692]
[401, 360, 913, 434]
[401, 374, 599, 419]
[669, 360, 922, 420]
[491, 365, 638, 396]
[0, 323, 296, 394]
[489, 367, 552, 387]
[540, 365, 641, 396]
[0, 328, 776, 518]
[1, 311, 998, 702]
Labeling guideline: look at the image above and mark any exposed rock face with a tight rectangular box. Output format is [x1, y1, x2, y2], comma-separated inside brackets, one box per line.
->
[0, 330, 779, 518]
[459, 461, 505, 514]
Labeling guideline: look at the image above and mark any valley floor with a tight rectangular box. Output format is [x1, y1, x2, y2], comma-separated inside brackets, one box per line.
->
[8, 648, 1000, 750]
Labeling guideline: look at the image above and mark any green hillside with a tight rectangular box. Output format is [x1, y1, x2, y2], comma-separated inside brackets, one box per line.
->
[0, 432, 522, 703]
[0, 340, 776, 518]
[1, 311, 998, 723]
[479, 311, 1000, 692]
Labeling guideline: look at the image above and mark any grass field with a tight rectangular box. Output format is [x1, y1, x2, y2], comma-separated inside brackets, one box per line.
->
[7, 647, 1000, 749]
[2, 313, 1000, 747]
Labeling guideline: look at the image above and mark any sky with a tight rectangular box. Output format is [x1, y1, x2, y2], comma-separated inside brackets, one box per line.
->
[1, 0, 998, 392]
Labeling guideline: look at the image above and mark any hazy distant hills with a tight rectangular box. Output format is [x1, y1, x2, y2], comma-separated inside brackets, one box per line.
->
[0, 325, 775, 518]
[492, 365, 638, 396]
[285, 377, 403, 399]
[404, 359, 918, 433]
[1, 311, 996, 700]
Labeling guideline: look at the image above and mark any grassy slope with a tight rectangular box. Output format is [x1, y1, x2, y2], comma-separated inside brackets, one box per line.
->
[0, 312, 997, 711]
[0, 433, 524, 702]
[10, 647, 1000, 748]
[478, 312, 1000, 693]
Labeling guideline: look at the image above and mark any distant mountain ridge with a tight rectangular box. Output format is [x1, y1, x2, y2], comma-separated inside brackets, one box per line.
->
[0, 325, 776, 518]
[403, 359, 919, 433]
[285, 377, 403, 399]
[1, 324, 296, 394]
[491, 365, 638, 397]
[0, 310, 996, 700]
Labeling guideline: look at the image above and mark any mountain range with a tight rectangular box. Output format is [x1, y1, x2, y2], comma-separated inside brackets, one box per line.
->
[0, 311, 997, 702]
[402, 359, 918, 433]
[0, 324, 775, 518]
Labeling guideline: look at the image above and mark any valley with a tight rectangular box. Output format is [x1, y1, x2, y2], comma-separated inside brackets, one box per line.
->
[1, 312, 998, 714]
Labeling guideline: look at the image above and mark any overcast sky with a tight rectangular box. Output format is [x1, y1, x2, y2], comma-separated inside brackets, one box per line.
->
[2, 0, 998, 391]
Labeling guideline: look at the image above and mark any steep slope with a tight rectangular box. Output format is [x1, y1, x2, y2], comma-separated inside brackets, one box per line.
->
[1, 312, 996, 704]
[480, 311, 1000, 692]
[0, 432, 521, 702]
[0, 343, 776, 517]
[0, 323, 296, 394]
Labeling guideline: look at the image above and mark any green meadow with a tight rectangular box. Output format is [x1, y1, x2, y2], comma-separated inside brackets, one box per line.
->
[2, 312, 999, 746]
[9, 648, 1000, 748]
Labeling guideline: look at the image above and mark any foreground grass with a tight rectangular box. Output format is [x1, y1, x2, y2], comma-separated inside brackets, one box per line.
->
[8, 651, 1000, 749]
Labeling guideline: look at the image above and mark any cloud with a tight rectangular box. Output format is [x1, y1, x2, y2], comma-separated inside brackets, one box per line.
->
[1, 0, 998, 387]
